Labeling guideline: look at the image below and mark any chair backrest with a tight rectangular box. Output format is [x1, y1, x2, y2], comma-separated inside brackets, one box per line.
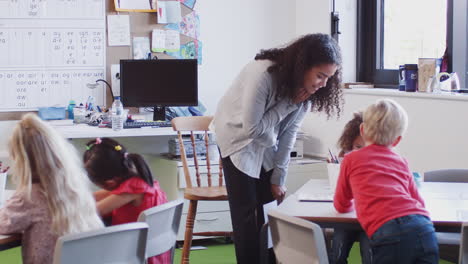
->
[53, 222, 148, 264]
[137, 199, 184, 259]
[268, 210, 329, 264]
[460, 222, 468, 264]
[171, 116, 223, 188]
[424, 169, 468, 183]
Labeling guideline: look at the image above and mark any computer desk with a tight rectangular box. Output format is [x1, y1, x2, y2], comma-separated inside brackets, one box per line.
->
[277, 179, 468, 232]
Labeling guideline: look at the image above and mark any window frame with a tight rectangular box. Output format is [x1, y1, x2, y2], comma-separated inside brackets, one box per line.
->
[356, 0, 453, 88]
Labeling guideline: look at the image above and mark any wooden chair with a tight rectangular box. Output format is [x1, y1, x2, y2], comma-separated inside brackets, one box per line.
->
[171, 116, 231, 264]
[459, 222, 468, 264]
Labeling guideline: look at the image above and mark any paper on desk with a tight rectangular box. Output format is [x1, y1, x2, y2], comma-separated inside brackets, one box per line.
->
[297, 192, 334, 202]
[263, 200, 277, 249]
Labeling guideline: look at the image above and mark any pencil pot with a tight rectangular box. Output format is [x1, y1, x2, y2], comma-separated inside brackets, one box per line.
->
[327, 163, 340, 192]
[404, 64, 418, 92]
[398, 65, 406, 91]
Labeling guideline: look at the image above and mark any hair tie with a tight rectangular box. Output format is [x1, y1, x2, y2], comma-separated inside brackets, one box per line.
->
[86, 137, 102, 151]
[115, 145, 122, 151]
[124, 152, 129, 158]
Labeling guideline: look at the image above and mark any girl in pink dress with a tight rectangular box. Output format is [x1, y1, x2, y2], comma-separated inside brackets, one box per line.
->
[0, 113, 103, 264]
[83, 137, 170, 264]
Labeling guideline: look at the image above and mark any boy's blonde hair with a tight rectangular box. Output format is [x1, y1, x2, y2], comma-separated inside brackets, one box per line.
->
[8, 113, 103, 236]
[362, 99, 408, 146]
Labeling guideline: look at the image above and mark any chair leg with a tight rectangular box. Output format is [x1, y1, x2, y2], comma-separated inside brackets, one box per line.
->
[181, 200, 198, 264]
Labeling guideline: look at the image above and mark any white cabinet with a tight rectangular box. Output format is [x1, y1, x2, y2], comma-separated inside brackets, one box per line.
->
[148, 155, 232, 241]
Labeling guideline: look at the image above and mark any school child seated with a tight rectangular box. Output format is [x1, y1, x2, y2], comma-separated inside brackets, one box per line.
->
[330, 111, 371, 264]
[83, 137, 170, 264]
[0, 113, 103, 264]
[334, 99, 439, 264]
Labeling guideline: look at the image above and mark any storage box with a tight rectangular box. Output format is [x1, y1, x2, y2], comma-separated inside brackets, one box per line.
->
[38, 107, 66, 120]
[168, 138, 216, 158]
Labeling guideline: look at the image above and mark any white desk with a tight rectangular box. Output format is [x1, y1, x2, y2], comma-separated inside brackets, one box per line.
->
[52, 124, 177, 139]
[278, 179, 468, 231]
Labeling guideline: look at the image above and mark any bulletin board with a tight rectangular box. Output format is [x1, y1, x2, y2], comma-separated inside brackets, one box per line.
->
[0, 0, 200, 119]
[0, 0, 106, 112]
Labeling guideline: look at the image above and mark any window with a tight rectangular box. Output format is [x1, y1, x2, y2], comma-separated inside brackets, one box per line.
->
[357, 0, 451, 88]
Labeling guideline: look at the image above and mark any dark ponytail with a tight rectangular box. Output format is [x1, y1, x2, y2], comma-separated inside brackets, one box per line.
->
[83, 137, 154, 187]
[127, 153, 154, 187]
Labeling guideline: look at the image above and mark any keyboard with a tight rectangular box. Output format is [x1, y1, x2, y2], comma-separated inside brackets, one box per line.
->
[105, 121, 172, 129]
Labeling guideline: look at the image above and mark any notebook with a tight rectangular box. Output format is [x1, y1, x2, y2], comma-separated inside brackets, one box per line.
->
[297, 192, 334, 202]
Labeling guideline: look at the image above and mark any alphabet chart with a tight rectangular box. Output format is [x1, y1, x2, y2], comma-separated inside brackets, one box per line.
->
[0, 0, 106, 111]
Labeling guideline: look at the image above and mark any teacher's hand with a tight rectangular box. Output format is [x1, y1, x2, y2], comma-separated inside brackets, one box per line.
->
[271, 184, 287, 204]
[293, 87, 311, 104]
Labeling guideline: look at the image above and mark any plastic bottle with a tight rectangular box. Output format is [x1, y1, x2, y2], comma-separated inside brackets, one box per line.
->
[67, 100, 76, 120]
[111, 96, 124, 131]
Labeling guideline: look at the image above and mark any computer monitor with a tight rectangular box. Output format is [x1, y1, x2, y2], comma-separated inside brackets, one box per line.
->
[120, 59, 198, 121]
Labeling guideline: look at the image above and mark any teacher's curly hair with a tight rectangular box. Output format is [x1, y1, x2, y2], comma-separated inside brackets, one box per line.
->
[255, 33, 343, 118]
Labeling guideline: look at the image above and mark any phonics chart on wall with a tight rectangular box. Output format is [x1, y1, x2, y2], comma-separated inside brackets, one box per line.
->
[0, 0, 106, 111]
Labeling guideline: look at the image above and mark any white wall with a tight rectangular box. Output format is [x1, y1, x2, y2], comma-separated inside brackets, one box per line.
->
[197, 0, 332, 114]
[301, 90, 468, 173]
[335, 0, 357, 83]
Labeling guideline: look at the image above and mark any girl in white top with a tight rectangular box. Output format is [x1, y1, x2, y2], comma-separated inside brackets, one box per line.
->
[213, 33, 344, 264]
[0, 113, 103, 264]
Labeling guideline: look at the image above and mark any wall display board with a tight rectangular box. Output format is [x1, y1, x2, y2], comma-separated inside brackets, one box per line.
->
[0, 0, 106, 111]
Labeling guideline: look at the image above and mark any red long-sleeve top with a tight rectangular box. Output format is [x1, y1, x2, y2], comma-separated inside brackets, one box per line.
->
[333, 144, 429, 237]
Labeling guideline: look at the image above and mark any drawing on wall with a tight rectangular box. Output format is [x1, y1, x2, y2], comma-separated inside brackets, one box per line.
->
[166, 40, 202, 64]
[133, 37, 151, 59]
[179, 0, 196, 9]
[151, 29, 180, 52]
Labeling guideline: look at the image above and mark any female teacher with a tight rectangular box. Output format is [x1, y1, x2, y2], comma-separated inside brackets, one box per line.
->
[212, 33, 343, 264]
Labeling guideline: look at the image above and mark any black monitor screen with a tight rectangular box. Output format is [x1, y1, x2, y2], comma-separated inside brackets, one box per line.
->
[120, 59, 198, 108]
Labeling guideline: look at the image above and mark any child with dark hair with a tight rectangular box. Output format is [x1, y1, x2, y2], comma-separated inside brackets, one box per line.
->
[334, 99, 438, 264]
[331, 111, 371, 264]
[83, 137, 169, 264]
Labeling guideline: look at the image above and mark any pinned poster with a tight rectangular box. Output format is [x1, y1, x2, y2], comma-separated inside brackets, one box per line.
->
[132, 37, 151, 59]
[151, 29, 180, 52]
[166, 40, 202, 64]
[107, 15, 131, 46]
[180, 11, 199, 39]
[179, 0, 196, 9]
[157, 1, 182, 24]
[164, 11, 199, 39]
[114, 0, 156, 12]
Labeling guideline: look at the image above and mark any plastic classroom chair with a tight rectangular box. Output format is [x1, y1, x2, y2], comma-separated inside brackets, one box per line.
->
[268, 210, 329, 264]
[459, 222, 468, 264]
[137, 199, 184, 263]
[52, 222, 148, 264]
[424, 169, 468, 262]
[171, 116, 232, 264]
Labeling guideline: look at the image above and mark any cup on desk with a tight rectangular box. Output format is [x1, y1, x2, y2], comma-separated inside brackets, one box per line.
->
[412, 172, 423, 188]
[327, 163, 341, 192]
[0, 173, 7, 207]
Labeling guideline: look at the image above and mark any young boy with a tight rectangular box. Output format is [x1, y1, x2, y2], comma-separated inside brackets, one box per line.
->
[333, 99, 439, 263]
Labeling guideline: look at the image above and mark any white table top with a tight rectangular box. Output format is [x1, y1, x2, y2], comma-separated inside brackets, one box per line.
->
[278, 179, 468, 228]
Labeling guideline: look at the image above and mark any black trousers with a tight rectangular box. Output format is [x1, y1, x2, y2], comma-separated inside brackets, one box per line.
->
[222, 156, 275, 264]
